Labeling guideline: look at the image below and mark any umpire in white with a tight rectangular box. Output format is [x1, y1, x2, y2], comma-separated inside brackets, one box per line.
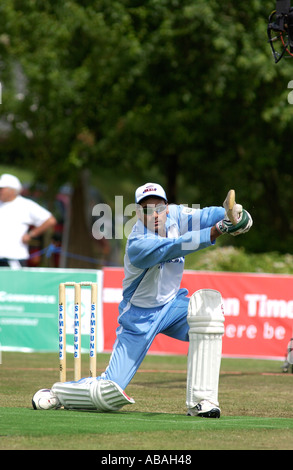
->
[41, 183, 252, 417]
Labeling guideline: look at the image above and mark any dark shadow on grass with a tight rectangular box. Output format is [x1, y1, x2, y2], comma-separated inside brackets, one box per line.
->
[68, 408, 189, 418]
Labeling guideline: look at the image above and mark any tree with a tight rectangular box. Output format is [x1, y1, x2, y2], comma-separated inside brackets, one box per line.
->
[0, 0, 292, 259]
[100, 0, 293, 253]
[0, 0, 145, 266]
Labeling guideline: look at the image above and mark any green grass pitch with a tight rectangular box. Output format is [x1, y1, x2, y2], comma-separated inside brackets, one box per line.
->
[1, 352, 293, 451]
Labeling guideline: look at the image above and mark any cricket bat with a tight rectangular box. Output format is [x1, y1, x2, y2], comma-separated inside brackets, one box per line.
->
[223, 189, 238, 226]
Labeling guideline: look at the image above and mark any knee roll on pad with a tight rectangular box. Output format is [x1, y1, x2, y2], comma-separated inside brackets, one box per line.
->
[187, 289, 225, 335]
[90, 379, 135, 411]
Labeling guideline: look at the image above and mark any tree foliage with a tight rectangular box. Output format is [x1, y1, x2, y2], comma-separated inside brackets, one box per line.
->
[0, 0, 292, 256]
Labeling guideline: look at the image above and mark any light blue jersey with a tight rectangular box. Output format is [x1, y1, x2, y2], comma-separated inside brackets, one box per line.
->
[122, 204, 225, 307]
[100, 203, 225, 390]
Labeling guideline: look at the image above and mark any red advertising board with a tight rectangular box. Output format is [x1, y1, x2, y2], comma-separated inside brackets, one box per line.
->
[102, 268, 293, 360]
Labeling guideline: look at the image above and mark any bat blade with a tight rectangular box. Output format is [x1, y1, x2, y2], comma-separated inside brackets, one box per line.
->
[223, 189, 238, 225]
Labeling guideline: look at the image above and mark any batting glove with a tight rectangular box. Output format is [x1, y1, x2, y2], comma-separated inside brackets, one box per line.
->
[216, 209, 253, 236]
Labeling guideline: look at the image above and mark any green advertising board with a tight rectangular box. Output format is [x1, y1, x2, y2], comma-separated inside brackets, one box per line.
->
[0, 268, 103, 353]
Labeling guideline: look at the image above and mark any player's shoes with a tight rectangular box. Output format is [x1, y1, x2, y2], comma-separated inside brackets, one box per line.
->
[187, 400, 221, 418]
[282, 360, 293, 373]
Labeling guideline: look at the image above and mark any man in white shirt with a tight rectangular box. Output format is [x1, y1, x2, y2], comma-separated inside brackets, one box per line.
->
[0, 173, 57, 267]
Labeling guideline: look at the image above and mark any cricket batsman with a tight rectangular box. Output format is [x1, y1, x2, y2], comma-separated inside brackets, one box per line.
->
[33, 183, 252, 417]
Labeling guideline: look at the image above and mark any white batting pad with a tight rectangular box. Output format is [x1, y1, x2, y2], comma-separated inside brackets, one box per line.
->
[90, 379, 135, 411]
[52, 378, 96, 409]
[186, 289, 225, 409]
[52, 378, 135, 412]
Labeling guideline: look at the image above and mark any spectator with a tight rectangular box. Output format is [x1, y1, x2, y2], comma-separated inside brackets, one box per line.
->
[0, 173, 57, 268]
